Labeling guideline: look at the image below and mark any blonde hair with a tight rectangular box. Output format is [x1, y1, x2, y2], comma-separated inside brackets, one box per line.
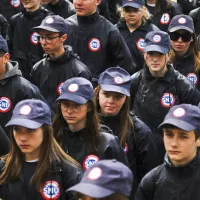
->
[118, 6, 151, 24]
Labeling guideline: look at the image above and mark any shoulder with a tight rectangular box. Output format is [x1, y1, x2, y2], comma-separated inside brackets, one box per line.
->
[10, 12, 22, 23]
[65, 14, 78, 25]
[189, 7, 200, 18]
[32, 58, 47, 70]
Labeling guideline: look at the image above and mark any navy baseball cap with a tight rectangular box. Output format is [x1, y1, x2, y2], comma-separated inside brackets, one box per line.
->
[168, 15, 194, 33]
[56, 77, 94, 104]
[159, 104, 200, 131]
[67, 159, 133, 198]
[6, 99, 52, 129]
[33, 15, 69, 34]
[0, 35, 8, 52]
[122, 0, 144, 8]
[143, 30, 170, 54]
[98, 67, 131, 96]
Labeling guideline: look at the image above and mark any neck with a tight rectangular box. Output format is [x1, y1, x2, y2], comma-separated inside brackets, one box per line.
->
[49, 47, 65, 59]
[175, 50, 188, 57]
[127, 21, 142, 32]
[0, 64, 7, 80]
[149, 66, 168, 78]
[68, 123, 86, 132]
[50, 0, 59, 5]
[26, 4, 40, 12]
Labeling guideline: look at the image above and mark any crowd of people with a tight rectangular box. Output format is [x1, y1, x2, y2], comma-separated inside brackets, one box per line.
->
[0, 0, 200, 199]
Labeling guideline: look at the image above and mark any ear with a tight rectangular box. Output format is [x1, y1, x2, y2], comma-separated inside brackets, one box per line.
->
[196, 137, 200, 147]
[96, 0, 102, 6]
[3, 53, 10, 64]
[144, 52, 147, 61]
[60, 34, 67, 42]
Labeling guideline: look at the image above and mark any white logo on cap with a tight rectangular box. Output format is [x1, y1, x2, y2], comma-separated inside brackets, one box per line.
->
[83, 155, 100, 170]
[178, 17, 186, 24]
[42, 181, 60, 199]
[46, 17, 54, 24]
[160, 13, 170, 24]
[136, 38, 145, 50]
[30, 32, 39, 45]
[57, 82, 64, 95]
[160, 93, 175, 108]
[88, 167, 102, 180]
[153, 35, 161, 43]
[173, 108, 186, 118]
[20, 105, 32, 115]
[88, 38, 101, 52]
[10, 0, 21, 8]
[0, 97, 12, 113]
[68, 84, 79, 93]
[186, 73, 198, 85]
[114, 76, 123, 84]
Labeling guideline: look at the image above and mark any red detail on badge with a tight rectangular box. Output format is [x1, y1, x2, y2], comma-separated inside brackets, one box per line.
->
[10, 0, 21, 8]
[136, 38, 145, 50]
[123, 143, 128, 154]
[160, 93, 175, 108]
[88, 38, 101, 52]
[186, 73, 198, 85]
[0, 97, 12, 113]
[160, 13, 170, 25]
[30, 32, 39, 45]
[83, 155, 100, 170]
[153, 35, 161, 43]
[41, 181, 60, 200]
[57, 82, 64, 95]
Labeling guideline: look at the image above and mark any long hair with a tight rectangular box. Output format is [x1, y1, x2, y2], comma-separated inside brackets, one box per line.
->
[156, 0, 172, 11]
[94, 86, 134, 148]
[169, 32, 200, 72]
[52, 100, 100, 150]
[0, 124, 80, 191]
[118, 6, 151, 25]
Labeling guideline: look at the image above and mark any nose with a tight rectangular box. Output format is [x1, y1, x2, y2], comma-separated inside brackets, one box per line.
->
[171, 136, 179, 148]
[177, 36, 183, 42]
[107, 96, 115, 103]
[19, 133, 28, 142]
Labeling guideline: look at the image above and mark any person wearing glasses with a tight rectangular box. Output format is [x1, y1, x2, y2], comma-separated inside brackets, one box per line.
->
[0, 35, 46, 137]
[116, 0, 159, 72]
[8, 0, 52, 81]
[52, 77, 127, 171]
[30, 15, 92, 112]
[130, 30, 200, 162]
[168, 15, 200, 91]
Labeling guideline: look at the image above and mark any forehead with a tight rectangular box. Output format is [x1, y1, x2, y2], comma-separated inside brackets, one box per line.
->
[164, 127, 195, 135]
[38, 29, 59, 35]
[173, 29, 190, 34]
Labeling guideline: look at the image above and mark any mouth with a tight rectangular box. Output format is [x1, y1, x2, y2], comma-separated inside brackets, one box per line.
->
[169, 150, 180, 154]
[19, 145, 30, 149]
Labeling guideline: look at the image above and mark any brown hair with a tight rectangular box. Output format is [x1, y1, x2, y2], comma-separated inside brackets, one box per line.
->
[0, 124, 80, 191]
[94, 86, 134, 148]
[169, 33, 200, 72]
[52, 100, 100, 150]
[194, 129, 200, 140]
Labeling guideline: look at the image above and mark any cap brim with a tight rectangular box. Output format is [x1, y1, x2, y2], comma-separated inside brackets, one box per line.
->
[6, 118, 42, 129]
[158, 119, 196, 131]
[143, 45, 169, 54]
[169, 26, 193, 33]
[122, 3, 142, 8]
[33, 26, 60, 33]
[66, 183, 114, 198]
[56, 93, 87, 104]
[100, 84, 130, 96]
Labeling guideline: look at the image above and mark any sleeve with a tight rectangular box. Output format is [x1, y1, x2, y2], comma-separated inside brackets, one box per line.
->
[134, 169, 157, 200]
[107, 28, 136, 75]
[176, 73, 200, 105]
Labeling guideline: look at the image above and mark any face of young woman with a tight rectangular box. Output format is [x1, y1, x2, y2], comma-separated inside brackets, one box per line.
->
[98, 89, 126, 116]
[61, 100, 88, 132]
[123, 7, 143, 27]
[13, 126, 43, 161]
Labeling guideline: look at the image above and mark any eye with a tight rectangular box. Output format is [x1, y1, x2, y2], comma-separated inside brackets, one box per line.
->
[27, 128, 36, 133]
[103, 92, 110, 97]
[164, 132, 173, 137]
[13, 126, 21, 132]
[115, 94, 125, 99]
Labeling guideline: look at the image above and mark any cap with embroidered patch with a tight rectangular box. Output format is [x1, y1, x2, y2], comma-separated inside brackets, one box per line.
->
[67, 159, 133, 198]
[159, 104, 200, 131]
[6, 99, 52, 129]
[56, 77, 94, 104]
[143, 30, 170, 54]
[168, 14, 194, 33]
[122, 0, 145, 8]
[33, 15, 69, 34]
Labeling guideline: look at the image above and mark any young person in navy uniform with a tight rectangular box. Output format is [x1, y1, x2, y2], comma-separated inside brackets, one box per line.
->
[67, 159, 133, 200]
[31, 15, 92, 112]
[65, 0, 135, 86]
[168, 15, 200, 91]
[130, 30, 200, 162]
[135, 104, 200, 200]
[94, 67, 160, 198]
[117, 0, 159, 71]
[0, 99, 82, 199]
[8, 0, 52, 81]
[52, 77, 127, 171]
[145, 0, 182, 32]
[0, 35, 45, 136]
